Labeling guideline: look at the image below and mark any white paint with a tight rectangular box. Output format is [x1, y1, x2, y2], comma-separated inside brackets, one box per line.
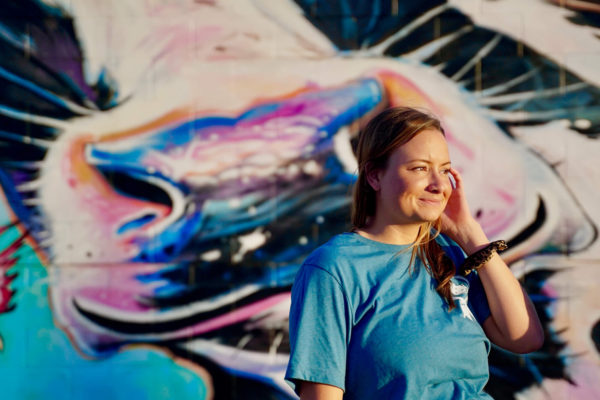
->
[449, 0, 600, 86]
[200, 249, 221, 261]
[365, 4, 452, 55]
[302, 160, 321, 176]
[511, 121, 600, 256]
[232, 228, 267, 263]
[333, 126, 358, 174]
[574, 119, 592, 130]
[179, 337, 295, 397]
[73, 283, 262, 323]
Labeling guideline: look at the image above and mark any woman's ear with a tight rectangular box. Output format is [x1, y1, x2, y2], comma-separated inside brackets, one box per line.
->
[365, 161, 381, 191]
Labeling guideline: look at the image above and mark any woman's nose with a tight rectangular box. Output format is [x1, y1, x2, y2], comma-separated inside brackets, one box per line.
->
[426, 171, 448, 192]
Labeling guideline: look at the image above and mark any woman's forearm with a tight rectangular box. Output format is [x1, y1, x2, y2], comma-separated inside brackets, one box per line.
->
[453, 222, 544, 353]
[476, 253, 543, 352]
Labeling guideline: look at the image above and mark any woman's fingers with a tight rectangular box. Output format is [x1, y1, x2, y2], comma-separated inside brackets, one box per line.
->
[449, 168, 463, 190]
[445, 167, 473, 219]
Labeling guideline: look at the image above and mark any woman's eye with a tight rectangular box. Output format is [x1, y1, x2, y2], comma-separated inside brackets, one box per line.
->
[412, 166, 427, 171]
[441, 169, 451, 175]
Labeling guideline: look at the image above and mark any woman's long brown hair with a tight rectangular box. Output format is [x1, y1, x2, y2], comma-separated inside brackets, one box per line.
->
[351, 107, 456, 310]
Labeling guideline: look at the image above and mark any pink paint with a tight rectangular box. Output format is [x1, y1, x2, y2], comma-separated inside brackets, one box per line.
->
[373, 69, 475, 161]
[478, 208, 516, 238]
[64, 291, 291, 351]
[61, 138, 173, 262]
[494, 188, 516, 204]
[67, 265, 163, 314]
[470, 187, 519, 237]
[0, 230, 26, 314]
[183, 292, 291, 337]
[77, 287, 153, 312]
[540, 282, 559, 299]
[443, 131, 475, 161]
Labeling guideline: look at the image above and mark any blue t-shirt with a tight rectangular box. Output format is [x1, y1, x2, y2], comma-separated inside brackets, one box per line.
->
[285, 232, 493, 399]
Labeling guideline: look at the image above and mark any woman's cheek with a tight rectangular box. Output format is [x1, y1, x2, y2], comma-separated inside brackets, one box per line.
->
[442, 177, 453, 196]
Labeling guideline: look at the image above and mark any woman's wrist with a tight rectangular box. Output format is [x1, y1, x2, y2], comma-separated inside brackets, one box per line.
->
[453, 219, 490, 255]
[459, 240, 508, 275]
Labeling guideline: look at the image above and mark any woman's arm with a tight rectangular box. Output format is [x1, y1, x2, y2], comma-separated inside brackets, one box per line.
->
[442, 169, 544, 353]
[298, 382, 344, 400]
[452, 223, 544, 353]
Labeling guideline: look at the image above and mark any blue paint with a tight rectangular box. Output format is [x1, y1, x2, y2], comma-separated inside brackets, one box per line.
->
[0, 169, 33, 228]
[0, 65, 79, 114]
[132, 210, 204, 262]
[0, 230, 210, 399]
[238, 103, 281, 121]
[117, 214, 157, 235]
[88, 78, 381, 170]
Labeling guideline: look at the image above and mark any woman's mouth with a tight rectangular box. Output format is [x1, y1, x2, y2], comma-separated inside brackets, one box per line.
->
[419, 198, 443, 206]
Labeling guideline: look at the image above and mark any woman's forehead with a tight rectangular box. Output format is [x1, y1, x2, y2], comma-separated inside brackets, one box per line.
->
[392, 129, 449, 161]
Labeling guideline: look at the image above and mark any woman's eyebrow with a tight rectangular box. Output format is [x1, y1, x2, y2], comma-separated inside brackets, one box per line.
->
[406, 159, 452, 165]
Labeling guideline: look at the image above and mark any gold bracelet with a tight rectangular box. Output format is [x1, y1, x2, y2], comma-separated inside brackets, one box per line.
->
[460, 240, 508, 275]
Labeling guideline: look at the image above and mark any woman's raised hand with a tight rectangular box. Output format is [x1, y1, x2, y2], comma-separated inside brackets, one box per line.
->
[440, 168, 488, 253]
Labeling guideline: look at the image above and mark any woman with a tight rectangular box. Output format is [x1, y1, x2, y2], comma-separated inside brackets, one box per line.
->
[285, 107, 544, 399]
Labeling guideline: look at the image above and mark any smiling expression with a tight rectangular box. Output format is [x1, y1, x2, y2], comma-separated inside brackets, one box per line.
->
[373, 129, 452, 227]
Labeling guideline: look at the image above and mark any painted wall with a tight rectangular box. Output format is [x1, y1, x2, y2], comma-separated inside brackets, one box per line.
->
[0, 0, 599, 398]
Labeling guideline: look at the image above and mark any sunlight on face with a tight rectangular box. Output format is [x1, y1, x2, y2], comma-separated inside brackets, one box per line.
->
[375, 129, 452, 225]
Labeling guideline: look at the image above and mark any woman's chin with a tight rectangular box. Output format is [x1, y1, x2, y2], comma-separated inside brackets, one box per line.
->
[415, 212, 443, 224]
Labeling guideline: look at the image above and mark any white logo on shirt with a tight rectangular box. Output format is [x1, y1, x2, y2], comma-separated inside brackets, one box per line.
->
[450, 276, 476, 322]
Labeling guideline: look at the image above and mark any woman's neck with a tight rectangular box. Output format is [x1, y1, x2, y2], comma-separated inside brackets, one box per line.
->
[355, 221, 423, 246]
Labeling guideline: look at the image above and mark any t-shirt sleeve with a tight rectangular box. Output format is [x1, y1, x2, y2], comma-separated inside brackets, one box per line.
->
[285, 263, 352, 394]
[466, 271, 491, 325]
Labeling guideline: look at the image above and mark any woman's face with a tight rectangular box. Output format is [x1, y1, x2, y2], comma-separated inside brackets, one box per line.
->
[373, 129, 452, 225]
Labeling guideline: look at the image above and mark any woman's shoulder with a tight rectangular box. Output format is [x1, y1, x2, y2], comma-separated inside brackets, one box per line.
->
[301, 232, 383, 282]
[303, 232, 358, 270]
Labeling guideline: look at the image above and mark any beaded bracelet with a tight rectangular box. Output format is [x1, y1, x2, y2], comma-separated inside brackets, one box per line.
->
[460, 240, 508, 275]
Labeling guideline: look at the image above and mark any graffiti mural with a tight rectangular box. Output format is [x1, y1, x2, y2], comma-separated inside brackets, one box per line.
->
[0, 0, 599, 398]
